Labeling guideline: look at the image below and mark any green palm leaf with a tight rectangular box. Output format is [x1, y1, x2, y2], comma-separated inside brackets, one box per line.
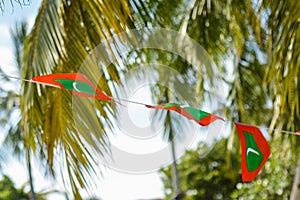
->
[21, 0, 135, 197]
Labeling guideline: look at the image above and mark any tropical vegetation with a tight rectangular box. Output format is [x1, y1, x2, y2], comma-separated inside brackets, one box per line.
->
[0, 0, 299, 199]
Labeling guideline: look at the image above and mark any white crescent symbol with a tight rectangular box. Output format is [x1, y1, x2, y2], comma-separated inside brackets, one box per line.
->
[72, 82, 80, 92]
[247, 148, 260, 156]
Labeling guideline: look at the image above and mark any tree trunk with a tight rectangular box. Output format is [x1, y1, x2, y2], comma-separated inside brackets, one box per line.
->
[27, 149, 37, 200]
[290, 155, 300, 200]
[170, 136, 182, 200]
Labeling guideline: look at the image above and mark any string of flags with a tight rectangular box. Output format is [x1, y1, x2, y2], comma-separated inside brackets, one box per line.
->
[146, 103, 225, 126]
[32, 73, 114, 101]
[1, 72, 299, 182]
[234, 123, 270, 182]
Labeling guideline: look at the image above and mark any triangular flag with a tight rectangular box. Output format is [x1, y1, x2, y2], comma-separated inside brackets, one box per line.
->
[146, 103, 224, 126]
[32, 73, 113, 101]
[234, 123, 270, 182]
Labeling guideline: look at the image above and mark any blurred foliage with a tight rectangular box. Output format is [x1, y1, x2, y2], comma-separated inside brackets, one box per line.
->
[0, 0, 297, 199]
[133, 0, 300, 132]
[160, 139, 240, 199]
[231, 134, 300, 200]
[0, 0, 30, 13]
[153, 0, 300, 198]
[20, 0, 135, 198]
[160, 134, 300, 199]
[0, 175, 59, 200]
[0, 175, 30, 200]
[0, 21, 40, 200]
[0, 21, 27, 160]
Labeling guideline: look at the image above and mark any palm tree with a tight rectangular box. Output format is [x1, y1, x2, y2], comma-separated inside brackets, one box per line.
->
[0, 0, 28, 12]
[20, 0, 137, 198]
[0, 21, 39, 200]
[0, 0, 296, 199]
[135, 0, 300, 198]
[178, 0, 300, 198]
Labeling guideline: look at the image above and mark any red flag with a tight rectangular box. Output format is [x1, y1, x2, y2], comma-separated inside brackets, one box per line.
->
[32, 73, 113, 101]
[146, 103, 224, 126]
[234, 123, 270, 182]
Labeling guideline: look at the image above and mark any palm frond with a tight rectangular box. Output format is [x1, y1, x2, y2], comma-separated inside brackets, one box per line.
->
[10, 21, 28, 71]
[0, 0, 30, 13]
[21, 0, 134, 197]
[261, 0, 300, 131]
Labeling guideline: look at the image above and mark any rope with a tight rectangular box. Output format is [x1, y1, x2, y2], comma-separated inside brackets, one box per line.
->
[0, 73, 33, 83]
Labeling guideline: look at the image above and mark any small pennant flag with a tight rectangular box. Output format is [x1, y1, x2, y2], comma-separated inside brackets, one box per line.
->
[146, 103, 224, 126]
[234, 123, 270, 182]
[32, 73, 113, 101]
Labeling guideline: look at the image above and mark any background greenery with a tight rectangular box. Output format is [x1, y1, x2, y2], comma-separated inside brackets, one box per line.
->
[0, 0, 299, 199]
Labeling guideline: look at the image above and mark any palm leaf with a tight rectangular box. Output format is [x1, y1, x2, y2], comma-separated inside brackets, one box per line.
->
[260, 0, 300, 132]
[0, 0, 30, 13]
[21, 0, 135, 197]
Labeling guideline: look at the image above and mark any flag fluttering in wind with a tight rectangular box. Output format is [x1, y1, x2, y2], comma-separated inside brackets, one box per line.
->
[32, 73, 113, 101]
[234, 123, 270, 182]
[146, 103, 224, 126]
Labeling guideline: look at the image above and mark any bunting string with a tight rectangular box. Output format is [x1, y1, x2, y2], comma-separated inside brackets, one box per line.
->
[263, 128, 300, 136]
[112, 98, 149, 106]
[0, 72, 299, 135]
[1, 72, 300, 182]
[0, 73, 33, 82]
